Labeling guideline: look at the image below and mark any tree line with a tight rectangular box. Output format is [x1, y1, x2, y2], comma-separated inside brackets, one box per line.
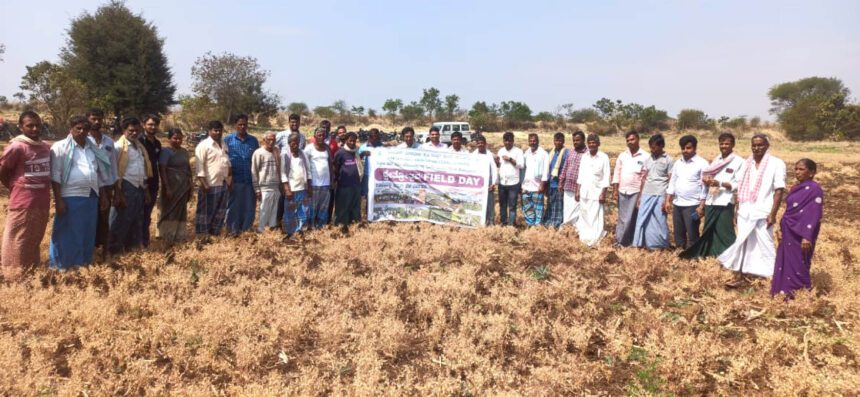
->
[3, 2, 858, 141]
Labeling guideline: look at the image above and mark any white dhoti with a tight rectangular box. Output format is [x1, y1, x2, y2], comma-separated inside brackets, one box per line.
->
[718, 215, 775, 278]
[258, 189, 281, 232]
[562, 191, 581, 228]
[577, 198, 606, 247]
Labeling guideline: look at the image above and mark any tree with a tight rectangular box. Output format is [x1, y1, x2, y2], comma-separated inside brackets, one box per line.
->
[468, 101, 500, 131]
[0, 43, 5, 62]
[176, 94, 220, 130]
[19, 61, 88, 127]
[313, 106, 336, 120]
[499, 101, 532, 128]
[330, 100, 350, 122]
[382, 98, 403, 122]
[568, 108, 600, 123]
[817, 93, 860, 140]
[677, 109, 711, 130]
[367, 108, 377, 118]
[534, 111, 556, 122]
[61, 1, 176, 116]
[190, 51, 281, 122]
[400, 101, 425, 122]
[420, 87, 442, 120]
[351, 106, 365, 117]
[768, 77, 854, 140]
[287, 102, 310, 116]
[444, 94, 460, 119]
[768, 77, 847, 115]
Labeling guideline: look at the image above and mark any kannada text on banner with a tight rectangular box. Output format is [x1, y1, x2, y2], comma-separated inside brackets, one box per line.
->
[367, 149, 489, 227]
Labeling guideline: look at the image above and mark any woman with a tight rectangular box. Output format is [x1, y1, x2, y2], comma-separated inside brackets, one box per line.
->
[771, 158, 824, 299]
[333, 132, 362, 226]
[157, 128, 193, 245]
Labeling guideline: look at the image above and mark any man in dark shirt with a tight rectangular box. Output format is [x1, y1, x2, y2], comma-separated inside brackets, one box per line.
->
[140, 114, 162, 247]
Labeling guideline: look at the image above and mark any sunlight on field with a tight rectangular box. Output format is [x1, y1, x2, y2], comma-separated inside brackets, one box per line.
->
[0, 131, 858, 395]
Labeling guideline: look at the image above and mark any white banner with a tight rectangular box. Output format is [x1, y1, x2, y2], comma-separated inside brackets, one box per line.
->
[367, 148, 489, 227]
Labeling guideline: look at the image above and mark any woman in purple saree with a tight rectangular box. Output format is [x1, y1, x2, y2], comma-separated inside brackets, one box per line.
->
[771, 159, 824, 298]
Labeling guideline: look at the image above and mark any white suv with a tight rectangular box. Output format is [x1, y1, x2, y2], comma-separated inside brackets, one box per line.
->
[416, 122, 471, 145]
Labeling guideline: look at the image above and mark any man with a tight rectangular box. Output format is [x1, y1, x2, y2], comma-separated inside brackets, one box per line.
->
[358, 128, 384, 198]
[252, 132, 282, 232]
[447, 132, 468, 153]
[224, 114, 260, 236]
[195, 120, 232, 237]
[86, 108, 119, 261]
[719, 134, 786, 284]
[49, 116, 113, 269]
[276, 113, 305, 151]
[327, 124, 348, 224]
[575, 134, 610, 247]
[497, 132, 524, 226]
[281, 133, 312, 237]
[632, 134, 673, 250]
[558, 131, 587, 228]
[397, 127, 421, 149]
[421, 126, 446, 151]
[521, 133, 548, 226]
[0, 111, 51, 280]
[473, 135, 498, 225]
[333, 132, 362, 226]
[139, 114, 162, 246]
[611, 131, 647, 246]
[543, 132, 569, 228]
[681, 132, 745, 259]
[110, 117, 152, 255]
[305, 127, 333, 228]
[664, 135, 708, 249]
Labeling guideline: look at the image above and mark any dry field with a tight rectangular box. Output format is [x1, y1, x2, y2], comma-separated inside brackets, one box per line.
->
[0, 130, 858, 395]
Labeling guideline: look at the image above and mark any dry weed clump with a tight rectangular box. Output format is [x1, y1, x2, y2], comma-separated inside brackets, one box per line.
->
[0, 139, 858, 395]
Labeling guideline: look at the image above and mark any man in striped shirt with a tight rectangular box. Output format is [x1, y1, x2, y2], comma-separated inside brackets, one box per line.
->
[557, 131, 587, 228]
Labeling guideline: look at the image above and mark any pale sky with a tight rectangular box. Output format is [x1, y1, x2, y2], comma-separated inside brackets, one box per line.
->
[1, 0, 858, 120]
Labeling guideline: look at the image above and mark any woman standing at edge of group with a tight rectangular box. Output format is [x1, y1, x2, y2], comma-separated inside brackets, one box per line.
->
[771, 158, 824, 299]
[49, 116, 113, 269]
[0, 111, 52, 280]
[157, 128, 193, 245]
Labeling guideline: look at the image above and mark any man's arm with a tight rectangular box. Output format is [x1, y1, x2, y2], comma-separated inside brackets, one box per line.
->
[51, 181, 66, 215]
[768, 188, 785, 227]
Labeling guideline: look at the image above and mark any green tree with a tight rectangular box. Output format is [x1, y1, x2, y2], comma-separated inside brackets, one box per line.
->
[351, 106, 365, 117]
[176, 94, 220, 130]
[768, 77, 847, 114]
[420, 87, 442, 120]
[400, 101, 425, 122]
[287, 102, 310, 116]
[313, 106, 336, 120]
[568, 108, 600, 123]
[677, 109, 710, 130]
[499, 101, 532, 128]
[817, 93, 860, 140]
[768, 77, 853, 140]
[468, 101, 499, 131]
[19, 61, 88, 127]
[534, 111, 556, 122]
[382, 98, 403, 122]
[444, 94, 460, 119]
[190, 51, 281, 123]
[0, 43, 5, 62]
[61, 1, 176, 116]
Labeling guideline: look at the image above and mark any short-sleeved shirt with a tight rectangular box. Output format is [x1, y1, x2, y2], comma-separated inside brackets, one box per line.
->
[641, 153, 673, 196]
[667, 155, 709, 206]
[224, 133, 259, 184]
[737, 155, 787, 220]
[0, 140, 51, 209]
[304, 145, 331, 187]
[334, 149, 360, 188]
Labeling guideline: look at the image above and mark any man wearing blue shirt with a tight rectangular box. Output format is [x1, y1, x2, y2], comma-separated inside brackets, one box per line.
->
[224, 114, 260, 236]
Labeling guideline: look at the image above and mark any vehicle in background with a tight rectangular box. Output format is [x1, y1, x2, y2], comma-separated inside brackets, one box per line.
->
[416, 122, 471, 145]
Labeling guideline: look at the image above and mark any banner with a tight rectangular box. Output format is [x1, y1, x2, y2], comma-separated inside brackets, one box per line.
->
[367, 148, 489, 227]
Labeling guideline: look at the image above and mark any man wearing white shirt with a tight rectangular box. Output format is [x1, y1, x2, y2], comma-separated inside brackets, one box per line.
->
[497, 132, 524, 225]
[396, 127, 421, 149]
[681, 132, 745, 259]
[421, 126, 447, 151]
[447, 132, 468, 153]
[664, 135, 709, 249]
[521, 133, 548, 226]
[473, 135, 499, 225]
[304, 128, 333, 229]
[719, 134, 786, 283]
[575, 134, 610, 247]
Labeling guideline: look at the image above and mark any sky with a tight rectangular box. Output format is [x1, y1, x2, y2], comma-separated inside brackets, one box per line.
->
[1, 0, 859, 120]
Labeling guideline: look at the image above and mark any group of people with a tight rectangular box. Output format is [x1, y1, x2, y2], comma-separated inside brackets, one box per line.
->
[0, 110, 824, 298]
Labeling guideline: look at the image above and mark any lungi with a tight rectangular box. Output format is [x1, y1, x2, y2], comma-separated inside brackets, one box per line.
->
[632, 194, 669, 250]
[1, 207, 49, 280]
[522, 191, 545, 226]
[226, 182, 256, 235]
[718, 214, 775, 278]
[562, 191, 580, 228]
[109, 180, 145, 254]
[335, 186, 361, 226]
[308, 186, 330, 229]
[542, 188, 564, 228]
[50, 193, 98, 269]
[195, 184, 229, 236]
[284, 190, 309, 235]
[258, 189, 281, 232]
[680, 204, 735, 259]
[577, 198, 606, 247]
[615, 192, 639, 246]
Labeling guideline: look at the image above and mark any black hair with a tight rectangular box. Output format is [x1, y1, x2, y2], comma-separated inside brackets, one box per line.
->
[208, 120, 224, 131]
[429, 126, 440, 133]
[142, 113, 161, 124]
[797, 158, 817, 173]
[474, 134, 487, 143]
[401, 126, 415, 136]
[120, 117, 141, 131]
[289, 113, 300, 122]
[572, 130, 586, 140]
[320, 119, 331, 126]
[679, 134, 698, 149]
[718, 132, 736, 144]
[553, 132, 565, 140]
[586, 133, 600, 143]
[648, 134, 665, 147]
[625, 130, 639, 139]
[18, 110, 40, 125]
[167, 127, 183, 139]
[528, 133, 539, 140]
[451, 131, 463, 140]
[502, 131, 514, 141]
[344, 132, 358, 141]
[370, 128, 380, 135]
[231, 113, 249, 124]
[85, 108, 105, 118]
[69, 115, 90, 129]
[336, 125, 346, 132]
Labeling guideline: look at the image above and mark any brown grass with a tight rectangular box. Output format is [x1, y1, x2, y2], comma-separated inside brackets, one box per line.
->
[0, 134, 858, 395]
